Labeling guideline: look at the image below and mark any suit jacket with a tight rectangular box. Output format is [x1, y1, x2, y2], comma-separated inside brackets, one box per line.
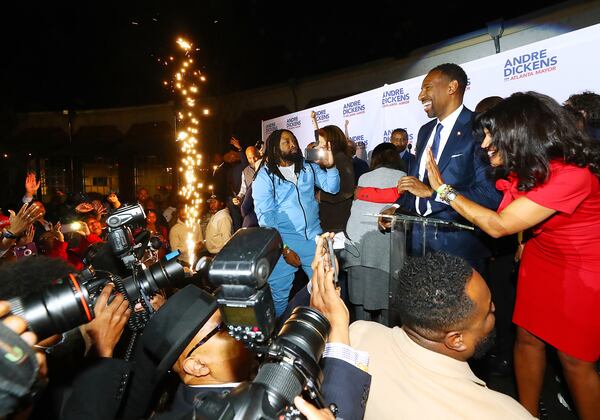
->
[400, 150, 416, 174]
[62, 358, 132, 420]
[352, 156, 370, 184]
[350, 321, 534, 420]
[151, 358, 369, 420]
[281, 286, 371, 420]
[151, 384, 233, 419]
[398, 107, 501, 268]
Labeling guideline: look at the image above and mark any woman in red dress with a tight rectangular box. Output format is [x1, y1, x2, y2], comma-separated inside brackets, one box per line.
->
[426, 91, 600, 419]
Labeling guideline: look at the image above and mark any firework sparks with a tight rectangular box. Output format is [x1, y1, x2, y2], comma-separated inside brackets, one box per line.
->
[164, 36, 208, 269]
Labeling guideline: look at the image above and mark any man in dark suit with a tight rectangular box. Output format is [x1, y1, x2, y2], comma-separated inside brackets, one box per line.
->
[385, 63, 501, 271]
[390, 128, 415, 174]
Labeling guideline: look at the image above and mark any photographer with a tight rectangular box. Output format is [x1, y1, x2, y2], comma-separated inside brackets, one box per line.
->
[0, 256, 132, 417]
[125, 285, 257, 419]
[117, 229, 368, 420]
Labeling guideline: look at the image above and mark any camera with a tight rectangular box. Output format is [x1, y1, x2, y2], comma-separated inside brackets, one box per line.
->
[106, 203, 147, 269]
[14, 242, 37, 260]
[9, 202, 186, 340]
[192, 227, 331, 419]
[8, 256, 185, 340]
[203, 227, 282, 347]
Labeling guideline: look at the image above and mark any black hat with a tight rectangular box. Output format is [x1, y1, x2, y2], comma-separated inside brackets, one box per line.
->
[141, 285, 218, 377]
[208, 192, 226, 203]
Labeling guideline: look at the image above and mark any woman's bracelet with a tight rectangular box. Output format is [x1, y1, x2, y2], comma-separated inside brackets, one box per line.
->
[436, 184, 448, 195]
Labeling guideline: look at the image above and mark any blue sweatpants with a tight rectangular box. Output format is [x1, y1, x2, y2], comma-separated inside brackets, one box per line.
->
[268, 236, 316, 316]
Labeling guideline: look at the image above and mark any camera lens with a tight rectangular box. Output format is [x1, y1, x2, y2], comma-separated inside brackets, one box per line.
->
[250, 307, 330, 411]
[9, 274, 93, 340]
[137, 257, 186, 294]
[277, 306, 330, 363]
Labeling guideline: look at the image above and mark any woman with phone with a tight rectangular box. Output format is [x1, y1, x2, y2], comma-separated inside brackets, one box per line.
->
[316, 125, 355, 234]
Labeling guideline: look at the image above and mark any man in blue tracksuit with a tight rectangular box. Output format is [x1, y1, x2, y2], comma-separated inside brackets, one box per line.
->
[253, 129, 340, 316]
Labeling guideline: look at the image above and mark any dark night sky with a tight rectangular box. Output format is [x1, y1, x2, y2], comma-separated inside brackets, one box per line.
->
[0, 0, 571, 112]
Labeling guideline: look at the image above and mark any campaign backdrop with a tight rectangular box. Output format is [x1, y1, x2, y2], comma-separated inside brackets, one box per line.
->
[261, 23, 600, 154]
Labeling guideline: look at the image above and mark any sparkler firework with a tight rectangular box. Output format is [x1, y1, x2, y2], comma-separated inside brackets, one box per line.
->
[163, 37, 207, 269]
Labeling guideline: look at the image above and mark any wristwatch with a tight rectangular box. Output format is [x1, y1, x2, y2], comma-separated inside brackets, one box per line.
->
[439, 185, 459, 204]
[445, 187, 458, 203]
[1, 230, 18, 240]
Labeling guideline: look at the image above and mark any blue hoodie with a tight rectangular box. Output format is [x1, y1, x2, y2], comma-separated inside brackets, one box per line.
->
[253, 160, 340, 241]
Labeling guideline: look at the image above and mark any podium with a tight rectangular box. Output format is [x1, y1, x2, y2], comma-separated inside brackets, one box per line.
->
[366, 213, 474, 327]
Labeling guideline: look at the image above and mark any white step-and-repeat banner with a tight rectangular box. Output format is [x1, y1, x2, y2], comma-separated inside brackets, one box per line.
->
[261, 23, 600, 154]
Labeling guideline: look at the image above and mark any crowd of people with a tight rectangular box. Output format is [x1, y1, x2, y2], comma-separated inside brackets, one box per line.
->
[0, 62, 599, 419]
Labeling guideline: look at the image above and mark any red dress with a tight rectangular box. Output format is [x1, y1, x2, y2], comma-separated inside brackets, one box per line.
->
[497, 161, 600, 361]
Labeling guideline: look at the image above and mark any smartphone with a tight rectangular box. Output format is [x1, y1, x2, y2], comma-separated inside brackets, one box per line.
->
[324, 237, 339, 288]
[14, 242, 38, 259]
[305, 147, 325, 162]
[60, 221, 83, 233]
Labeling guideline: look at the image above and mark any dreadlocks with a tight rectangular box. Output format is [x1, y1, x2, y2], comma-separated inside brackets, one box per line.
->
[259, 129, 304, 182]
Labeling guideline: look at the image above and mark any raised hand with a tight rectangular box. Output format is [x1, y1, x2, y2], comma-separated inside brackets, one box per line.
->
[8, 203, 40, 236]
[51, 222, 64, 242]
[25, 173, 41, 197]
[310, 247, 349, 345]
[310, 232, 334, 271]
[82, 284, 131, 358]
[17, 225, 35, 246]
[230, 136, 242, 151]
[425, 148, 445, 192]
[319, 141, 335, 168]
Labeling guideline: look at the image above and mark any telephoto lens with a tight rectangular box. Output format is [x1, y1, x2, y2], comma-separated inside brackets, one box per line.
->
[252, 306, 330, 410]
[8, 269, 96, 340]
[202, 306, 331, 419]
[8, 257, 186, 341]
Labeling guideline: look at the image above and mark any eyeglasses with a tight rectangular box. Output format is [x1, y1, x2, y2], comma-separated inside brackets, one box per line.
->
[185, 322, 224, 359]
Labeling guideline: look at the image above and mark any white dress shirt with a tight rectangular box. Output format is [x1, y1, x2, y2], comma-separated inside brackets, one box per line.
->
[415, 104, 464, 215]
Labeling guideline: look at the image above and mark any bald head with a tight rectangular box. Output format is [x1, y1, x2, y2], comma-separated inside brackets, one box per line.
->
[245, 146, 260, 167]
